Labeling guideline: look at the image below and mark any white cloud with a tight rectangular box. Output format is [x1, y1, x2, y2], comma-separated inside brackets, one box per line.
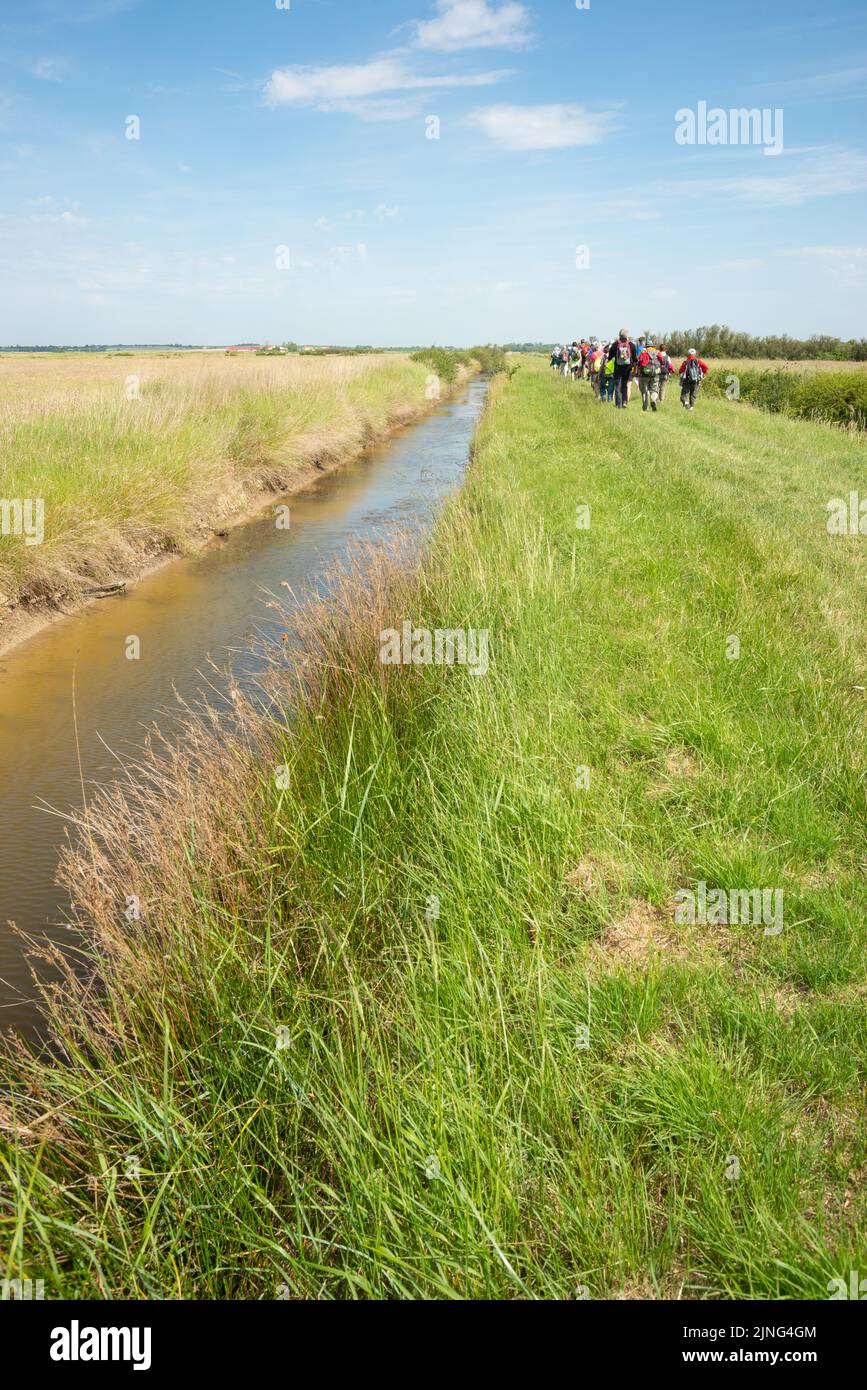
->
[412, 0, 532, 53]
[333, 97, 430, 122]
[265, 59, 406, 106]
[375, 203, 400, 221]
[465, 104, 616, 151]
[31, 57, 71, 82]
[263, 57, 509, 115]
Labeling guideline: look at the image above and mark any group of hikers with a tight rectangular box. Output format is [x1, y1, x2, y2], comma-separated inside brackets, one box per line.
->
[549, 333, 709, 412]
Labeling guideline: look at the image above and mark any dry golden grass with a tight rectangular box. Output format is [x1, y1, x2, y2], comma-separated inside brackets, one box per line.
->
[0, 351, 447, 621]
[0, 350, 408, 418]
[713, 356, 867, 374]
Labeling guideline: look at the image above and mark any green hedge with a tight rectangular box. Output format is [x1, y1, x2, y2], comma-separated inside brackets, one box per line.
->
[705, 367, 867, 430]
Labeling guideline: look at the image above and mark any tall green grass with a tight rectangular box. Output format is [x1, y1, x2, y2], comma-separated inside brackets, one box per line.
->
[705, 365, 867, 429]
[1, 363, 865, 1299]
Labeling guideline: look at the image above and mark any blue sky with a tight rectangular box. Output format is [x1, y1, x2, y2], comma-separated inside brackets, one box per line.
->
[1, 0, 866, 344]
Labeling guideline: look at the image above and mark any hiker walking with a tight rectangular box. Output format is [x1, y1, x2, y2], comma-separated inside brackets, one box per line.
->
[637, 341, 664, 412]
[589, 343, 604, 399]
[679, 348, 708, 410]
[656, 343, 674, 403]
[603, 346, 616, 403]
[607, 330, 637, 408]
[601, 346, 616, 401]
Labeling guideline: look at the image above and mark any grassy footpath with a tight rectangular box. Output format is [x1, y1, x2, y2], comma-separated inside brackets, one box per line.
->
[2, 359, 865, 1299]
[0, 352, 462, 621]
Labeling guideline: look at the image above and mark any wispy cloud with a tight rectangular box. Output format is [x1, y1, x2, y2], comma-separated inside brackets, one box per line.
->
[654, 148, 867, 207]
[778, 245, 867, 283]
[263, 57, 510, 118]
[30, 56, 71, 82]
[589, 196, 661, 222]
[465, 103, 617, 150]
[411, 0, 532, 53]
[714, 258, 766, 272]
[753, 66, 867, 100]
[28, 196, 90, 227]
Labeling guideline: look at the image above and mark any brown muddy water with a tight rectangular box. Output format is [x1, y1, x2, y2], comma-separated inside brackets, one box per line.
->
[0, 378, 488, 1038]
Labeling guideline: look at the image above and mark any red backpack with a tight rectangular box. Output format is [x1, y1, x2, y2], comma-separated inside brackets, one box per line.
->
[615, 339, 632, 366]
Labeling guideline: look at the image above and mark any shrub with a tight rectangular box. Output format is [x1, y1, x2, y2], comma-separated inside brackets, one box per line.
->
[707, 367, 867, 430]
[791, 372, 867, 430]
[410, 348, 470, 383]
[467, 345, 508, 374]
[410, 346, 507, 381]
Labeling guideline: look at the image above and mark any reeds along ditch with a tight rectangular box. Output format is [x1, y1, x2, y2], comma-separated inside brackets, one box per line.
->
[0, 351, 477, 620]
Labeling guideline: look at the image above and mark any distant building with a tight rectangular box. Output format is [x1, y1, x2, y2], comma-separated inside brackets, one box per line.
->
[226, 344, 260, 353]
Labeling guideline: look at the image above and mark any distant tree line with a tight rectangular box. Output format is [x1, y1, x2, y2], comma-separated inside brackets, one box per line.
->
[0, 344, 209, 352]
[653, 326, 867, 361]
[503, 327, 867, 361]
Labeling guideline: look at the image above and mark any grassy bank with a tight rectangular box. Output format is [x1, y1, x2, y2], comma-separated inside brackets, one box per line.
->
[0, 351, 470, 622]
[2, 360, 865, 1299]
